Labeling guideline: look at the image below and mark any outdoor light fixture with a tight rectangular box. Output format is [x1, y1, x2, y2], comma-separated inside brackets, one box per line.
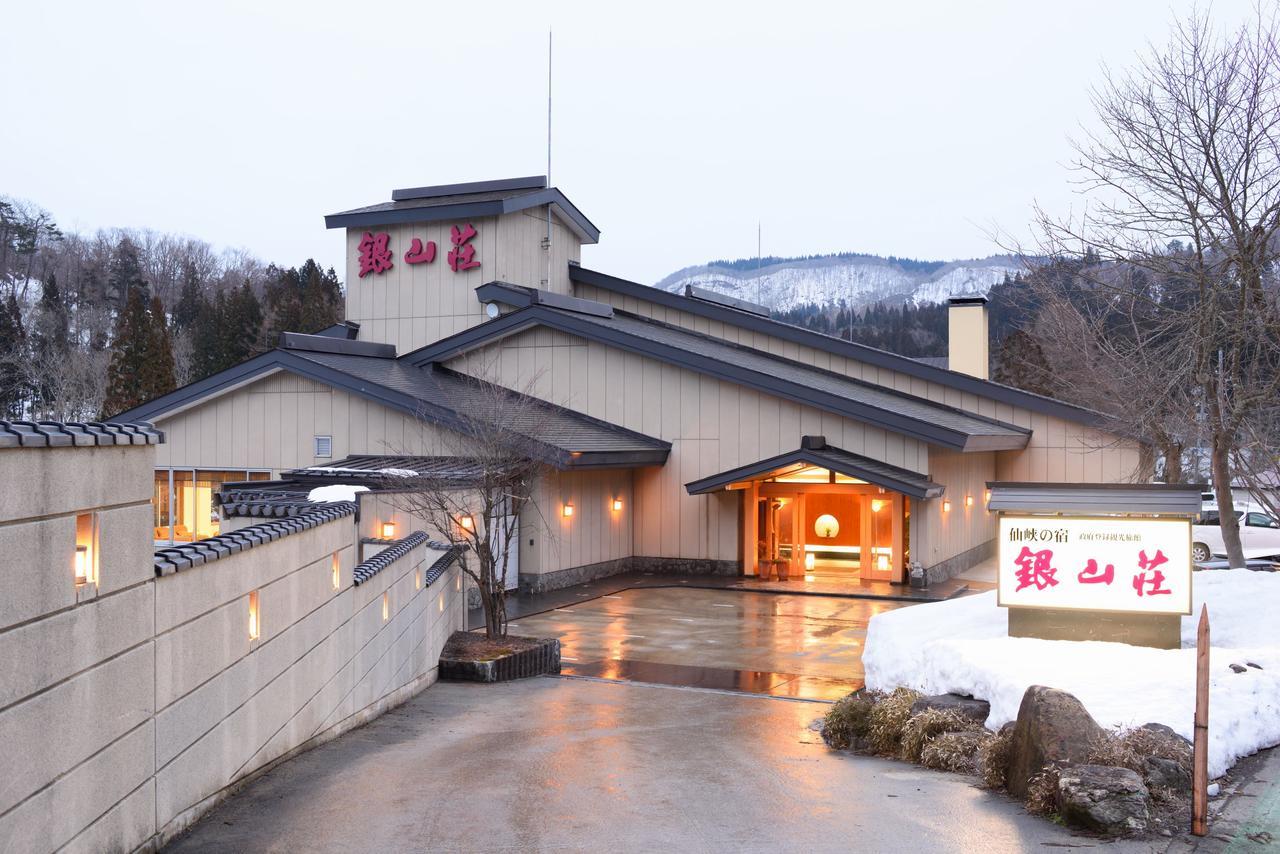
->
[415, 569, 422, 590]
[74, 545, 88, 585]
[458, 514, 474, 531]
[612, 498, 623, 512]
[804, 553, 816, 571]
[965, 494, 974, 508]
[943, 499, 952, 513]
[870, 499, 887, 513]
[248, 590, 261, 641]
[380, 521, 396, 539]
[563, 502, 574, 518]
[455, 575, 461, 591]
[876, 554, 890, 572]
[814, 514, 840, 538]
[985, 489, 992, 505]
[331, 553, 340, 590]
[382, 592, 389, 622]
[438, 596, 445, 613]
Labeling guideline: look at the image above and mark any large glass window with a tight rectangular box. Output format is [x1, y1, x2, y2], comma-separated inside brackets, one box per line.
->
[153, 468, 272, 544]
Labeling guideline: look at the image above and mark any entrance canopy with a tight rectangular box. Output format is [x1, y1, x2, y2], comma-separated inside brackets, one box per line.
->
[684, 436, 944, 499]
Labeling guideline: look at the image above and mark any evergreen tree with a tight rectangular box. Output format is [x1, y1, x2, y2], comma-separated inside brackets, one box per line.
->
[109, 236, 148, 305]
[144, 295, 176, 399]
[993, 329, 1057, 397]
[171, 261, 204, 332]
[31, 274, 70, 411]
[264, 259, 343, 346]
[102, 290, 174, 416]
[0, 292, 27, 417]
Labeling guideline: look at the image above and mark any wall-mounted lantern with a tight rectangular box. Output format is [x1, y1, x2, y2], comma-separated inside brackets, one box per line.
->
[74, 512, 97, 587]
[870, 499, 887, 513]
[248, 590, 261, 640]
[562, 502, 574, 518]
[74, 545, 89, 585]
[965, 494, 974, 508]
[612, 498, 623, 512]
[331, 553, 340, 591]
[381, 521, 396, 539]
[458, 515, 475, 532]
[804, 553, 816, 571]
[943, 499, 952, 513]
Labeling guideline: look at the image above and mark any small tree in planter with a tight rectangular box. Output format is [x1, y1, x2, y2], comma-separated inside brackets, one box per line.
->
[387, 369, 551, 639]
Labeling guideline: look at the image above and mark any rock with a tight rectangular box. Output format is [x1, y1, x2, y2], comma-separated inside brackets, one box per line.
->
[1207, 782, 1221, 797]
[1006, 686, 1105, 799]
[1136, 722, 1192, 749]
[1247, 662, 1263, 670]
[1230, 663, 1248, 674]
[910, 693, 991, 724]
[1143, 756, 1190, 790]
[1057, 764, 1151, 836]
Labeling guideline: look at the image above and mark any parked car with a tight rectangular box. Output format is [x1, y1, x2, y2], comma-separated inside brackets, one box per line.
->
[1192, 510, 1280, 562]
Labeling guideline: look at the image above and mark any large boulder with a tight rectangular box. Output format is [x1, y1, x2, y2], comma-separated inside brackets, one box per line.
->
[910, 693, 991, 724]
[1057, 765, 1151, 835]
[1143, 756, 1190, 791]
[1005, 686, 1105, 799]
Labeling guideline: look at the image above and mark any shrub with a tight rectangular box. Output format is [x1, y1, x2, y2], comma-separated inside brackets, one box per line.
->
[867, 687, 922, 755]
[900, 708, 979, 762]
[822, 690, 881, 750]
[979, 727, 1013, 789]
[920, 730, 992, 773]
[1025, 766, 1062, 816]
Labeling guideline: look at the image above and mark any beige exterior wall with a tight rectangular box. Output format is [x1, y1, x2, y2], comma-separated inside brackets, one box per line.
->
[345, 209, 582, 354]
[913, 450, 997, 570]
[574, 281, 1145, 486]
[449, 327, 930, 563]
[947, 302, 989, 379]
[0, 442, 466, 853]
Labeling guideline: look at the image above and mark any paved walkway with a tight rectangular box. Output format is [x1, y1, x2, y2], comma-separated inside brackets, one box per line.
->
[510, 587, 900, 700]
[164, 678, 1147, 853]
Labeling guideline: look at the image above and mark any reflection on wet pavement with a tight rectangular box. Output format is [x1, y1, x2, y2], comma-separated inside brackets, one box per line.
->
[509, 587, 909, 701]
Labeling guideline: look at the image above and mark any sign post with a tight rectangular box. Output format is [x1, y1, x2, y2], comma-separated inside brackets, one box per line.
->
[1192, 604, 1209, 836]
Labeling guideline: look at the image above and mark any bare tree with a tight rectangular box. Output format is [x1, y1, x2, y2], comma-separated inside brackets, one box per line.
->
[1025, 7, 1280, 567]
[385, 369, 553, 638]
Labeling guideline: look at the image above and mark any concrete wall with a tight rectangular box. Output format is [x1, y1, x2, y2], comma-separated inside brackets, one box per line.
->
[0, 444, 466, 854]
[344, 209, 582, 354]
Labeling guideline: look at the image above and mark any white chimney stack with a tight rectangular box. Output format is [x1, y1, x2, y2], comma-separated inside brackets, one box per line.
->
[947, 295, 989, 380]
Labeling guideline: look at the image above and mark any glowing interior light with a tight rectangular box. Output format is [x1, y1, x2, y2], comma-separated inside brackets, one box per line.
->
[331, 553, 340, 590]
[876, 554, 890, 572]
[804, 553, 816, 570]
[438, 596, 445, 613]
[248, 590, 260, 640]
[381, 521, 396, 539]
[415, 569, 422, 590]
[74, 545, 88, 584]
[870, 499, 886, 513]
[382, 592, 389, 621]
[813, 514, 840, 538]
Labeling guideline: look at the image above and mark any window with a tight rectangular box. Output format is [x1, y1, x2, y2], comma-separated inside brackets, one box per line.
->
[314, 435, 333, 458]
[1246, 512, 1277, 528]
[153, 469, 272, 543]
[75, 513, 98, 587]
[1199, 512, 1221, 527]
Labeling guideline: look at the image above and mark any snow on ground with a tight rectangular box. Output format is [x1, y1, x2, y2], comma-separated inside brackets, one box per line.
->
[307, 484, 370, 503]
[304, 466, 419, 478]
[863, 570, 1280, 777]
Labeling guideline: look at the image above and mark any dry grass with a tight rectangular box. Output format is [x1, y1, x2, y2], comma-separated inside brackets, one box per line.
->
[821, 690, 881, 750]
[1088, 726, 1192, 798]
[867, 687, 922, 755]
[900, 708, 980, 762]
[1025, 766, 1062, 816]
[920, 730, 992, 773]
[978, 727, 1013, 789]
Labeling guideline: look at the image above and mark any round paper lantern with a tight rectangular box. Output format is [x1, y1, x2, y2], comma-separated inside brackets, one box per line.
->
[814, 513, 840, 538]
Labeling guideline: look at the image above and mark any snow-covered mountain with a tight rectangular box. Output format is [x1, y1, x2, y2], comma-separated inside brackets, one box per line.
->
[654, 253, 1025, 312]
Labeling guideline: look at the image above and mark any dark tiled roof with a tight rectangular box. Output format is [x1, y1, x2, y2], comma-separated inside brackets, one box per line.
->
[685, 437, 945, 499]
[0, 420, 164, 448]
[568, 265, 1113, 430]
[111, 348, 670, 469]
[406, 302, 1031, 453]
[153, 501, 356, 575]
[283, 455, 487, 484]
[324, 176, 600, 243]
[352, 532, 462, 586]
[217, 487, 328, 519]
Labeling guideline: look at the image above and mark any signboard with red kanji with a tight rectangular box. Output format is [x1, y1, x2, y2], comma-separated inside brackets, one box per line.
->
[996, 515, 1192, 615]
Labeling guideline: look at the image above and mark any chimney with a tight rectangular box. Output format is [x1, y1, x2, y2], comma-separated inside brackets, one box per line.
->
[947, 295, 989, 380]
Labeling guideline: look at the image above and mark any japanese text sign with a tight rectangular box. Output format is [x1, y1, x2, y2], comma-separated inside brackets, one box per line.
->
[997, 515, 1192, 615]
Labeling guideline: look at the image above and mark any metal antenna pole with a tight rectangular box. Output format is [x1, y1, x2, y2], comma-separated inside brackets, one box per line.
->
[545, 29, 553, 291]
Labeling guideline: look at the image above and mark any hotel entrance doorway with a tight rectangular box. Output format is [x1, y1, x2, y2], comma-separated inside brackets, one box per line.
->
[753, 480, 908, 584]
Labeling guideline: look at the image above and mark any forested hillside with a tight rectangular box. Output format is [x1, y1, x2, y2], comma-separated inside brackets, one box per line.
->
[0, 196, 343, 420]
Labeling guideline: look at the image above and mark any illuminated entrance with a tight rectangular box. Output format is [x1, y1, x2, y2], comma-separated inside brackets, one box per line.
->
[684, 436, 943, 586]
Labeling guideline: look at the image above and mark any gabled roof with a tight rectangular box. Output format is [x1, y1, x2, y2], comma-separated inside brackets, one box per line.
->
[111, 347, 669, 470]
[567, 264, 1111, 429]
[407, 293, 1031, 453]
[324, 176, 600, 244]
[685, 436, 945, 499]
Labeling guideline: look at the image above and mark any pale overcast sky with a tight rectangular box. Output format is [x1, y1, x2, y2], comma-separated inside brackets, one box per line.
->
[0, 1, 1251, 284]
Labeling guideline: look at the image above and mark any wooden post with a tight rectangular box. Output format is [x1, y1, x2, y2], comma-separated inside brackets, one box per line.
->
[1192, 603, 1210, 837]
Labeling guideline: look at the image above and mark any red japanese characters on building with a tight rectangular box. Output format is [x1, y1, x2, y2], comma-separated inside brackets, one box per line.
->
[355, 225, 480, 276]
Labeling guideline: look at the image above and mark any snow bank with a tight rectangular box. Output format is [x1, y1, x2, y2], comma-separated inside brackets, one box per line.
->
[307, 484, 370, 503]
[863, 570, 1280, 777]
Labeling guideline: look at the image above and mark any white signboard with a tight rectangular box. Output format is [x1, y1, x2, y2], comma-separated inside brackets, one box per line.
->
[997, 516, 1192, 615]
